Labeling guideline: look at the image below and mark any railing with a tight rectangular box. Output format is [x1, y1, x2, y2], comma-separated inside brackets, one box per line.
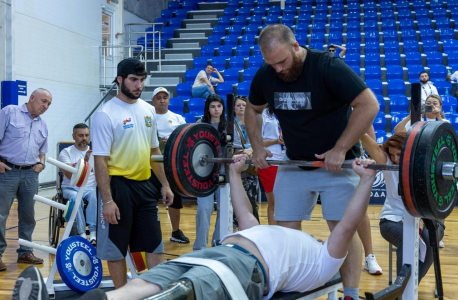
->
[124, 23, 165, 70]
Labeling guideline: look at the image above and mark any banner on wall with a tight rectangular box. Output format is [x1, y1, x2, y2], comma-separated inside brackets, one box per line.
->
[370, 170, 387, 205]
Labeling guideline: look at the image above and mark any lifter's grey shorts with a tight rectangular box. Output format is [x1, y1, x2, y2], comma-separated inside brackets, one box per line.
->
[139, 246, 264, 300]
[273, 157, 360, 221]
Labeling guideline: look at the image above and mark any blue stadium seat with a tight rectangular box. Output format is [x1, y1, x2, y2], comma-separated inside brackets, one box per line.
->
[430, 1, 444, 9]
[169, 96, 187, 114]
[224, 7, 237, 17]
[296, 33, 307, 45]
[188, 98, 206, 114]
[365, 65, 382, 80]
[223, 68, 241, 84]
[257, 0, 270, 7]
[249, 15, 263, 25]
[243, 67, 258, 81]
[364, 20, 379, 32]
[373, 115, 387, 131]
[194, 57, 209, 69]
[397, 9, 412, 20]
[309, 42, 324, 50]
[347, 11, 361, 22]
[345, 42, 360, 53]
[330, 13, 344, 23]
[218, 16, 231, 26]
[168, 1, 180, 10]
[391, 111, 409, 128]
[241, 34, 256, 45]
[432, 8, 448, 19]
[347, 31, 362, 43]
[365, 41, 380, 53]
[331, 3, 345, 13]
[443, 39, 458, 53]
[244, 24, 259, 35]
[328, 32, 343, 44]
[364, 2, 377, 12]
[248, 55, 264, 68]
[412, 0, 426, 11]
[175, 9, 188, 20]
[185, 69, 200, 83]
[422, 40, 439, 52]
[405, 52, 423, 66]
[238, 7, 251, 17]
[399, 19, 414, 30]
[161, 9, 174, 19]
[235, 45, 251, 57]
[284, 6, 297, 16]
[414, 8, 430, 20]
[389, 95, 409, 112]
[237, 81, 251, 96]
[347, 3, 361, 12]
[376, 95, 386, 112]
[227, 0, 239, 8]
[295, 23, 309, 34]
[382, 19, 397, 31]
[253, 44, 261, 55]
[449, 0, 458, 9]
[176, 83, 193, 98]
[381, 10, 395, 21]
[286, 0, 298, 5]
[228, 25, 243, 36]
[242, 0, 254, 7]
[387, 79, 406, 95]
[383, 30, 398, 42]
[401, 30, 418, 42]
[365, 31, 380, 43]
[407, 65, 425, 82]
[417, 19, 432, 30]
[345, 53, 361, 66]
[403, 40, 420, 53]
[230, 56, 245, 69]
[212, 56, 229, 70]
[447, 51, 458, 66]
[384, 41, 400, 52]
[314, 13, 328, 23]
[364, 12, 378, 22]
[420, 28, 436, 41]
[233, 16, 248, 26]
[201, 45, 215, 57]
[299, 5, 312, 15]
[435, 17, 451, 30]
[429, 64, 447, 81]
[265, 14, 280, 25]
[365, 52, 381, 66]
[253, 6, 267, 16]
[161, 27, 176, 39]
[366, 79, 384, 95]
[349, 65, 361, 76]
[297, 14, 312, 25]
[346, 21, 361, 33]
[311, 32, 325, 43]
[217, 82, 234, 99]
[218, 45, 233, 57]
[268, 6, 282, 16]
[425, 51, 444, 65]
[311, 22, 326, 33]
[224, 35, 239, 46]
[208, 35, 222, 46]
[315, 3, 328, 13]
[282, 14, 296, 27]
[380, 2, 394, 12]
[386, 65, 404, 80]
[168, 18, 182, 29]
[154, 17, 167, 25]
[434, 81, 453, 95]
[439, 28, 455, 40]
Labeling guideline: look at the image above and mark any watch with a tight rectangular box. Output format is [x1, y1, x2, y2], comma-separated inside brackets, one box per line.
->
[36, 162, 45, 169]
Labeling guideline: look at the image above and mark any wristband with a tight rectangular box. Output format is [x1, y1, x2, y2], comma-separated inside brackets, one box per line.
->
[103, 200, 114, 205]
[36, 162, 45, 169]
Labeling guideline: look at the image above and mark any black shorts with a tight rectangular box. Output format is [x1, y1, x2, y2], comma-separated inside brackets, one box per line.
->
[96, 175, 162, 260]
[149, 170, 183, 209]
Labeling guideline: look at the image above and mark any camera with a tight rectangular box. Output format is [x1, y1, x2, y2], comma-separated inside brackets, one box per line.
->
[421, 105, 433, 113]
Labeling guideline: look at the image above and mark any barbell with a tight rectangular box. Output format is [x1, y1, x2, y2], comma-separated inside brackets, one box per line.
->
[151, 122, 458, 220]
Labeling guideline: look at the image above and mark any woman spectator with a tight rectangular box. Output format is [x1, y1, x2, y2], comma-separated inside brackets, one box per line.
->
[191, 64, 224, 100]
[232, 96, 260, 227]
[258, 106, 284, 225]
[193, 94, 226, 250]
[361, 132, 445, 282]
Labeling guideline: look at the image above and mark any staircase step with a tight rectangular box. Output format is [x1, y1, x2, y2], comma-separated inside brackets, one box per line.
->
[180, 32, 206, 38]
[164, 53, 194, 59]
[173, 42, 201, 48]
[158, 65, 187, 71]
[148, 77, 181, 85]
[186, 23, 212, 29]
[193, 14, 218, 19]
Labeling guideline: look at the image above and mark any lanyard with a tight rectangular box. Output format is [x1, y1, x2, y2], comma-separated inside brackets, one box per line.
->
[422, 84, 432, 96]
[273, 114, 283, 138]
[235, 117, 248, 142]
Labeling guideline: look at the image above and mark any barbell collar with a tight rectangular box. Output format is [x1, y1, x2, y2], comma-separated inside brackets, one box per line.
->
[47, 157, 77, 174]
[151, 155, 164, 162]
[441, 162, 457, 181]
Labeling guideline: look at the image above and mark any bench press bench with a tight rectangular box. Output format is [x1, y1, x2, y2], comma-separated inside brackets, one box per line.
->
[271, 273, 342, 300]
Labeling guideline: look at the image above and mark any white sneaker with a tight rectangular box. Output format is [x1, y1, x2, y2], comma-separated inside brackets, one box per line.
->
[439, 240, 445, 248]
[79, 233, 87, 239]
[365, 254, 383, 275]
[89, 231, 97, 244]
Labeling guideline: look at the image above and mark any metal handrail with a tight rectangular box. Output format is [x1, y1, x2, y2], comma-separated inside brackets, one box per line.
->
[84, 45, 144, 124]
[124, 23, 164, 69]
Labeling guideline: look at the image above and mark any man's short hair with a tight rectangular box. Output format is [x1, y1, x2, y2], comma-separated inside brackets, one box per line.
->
[73, 123, 89, 133]
[258, 24, 296, 53]
[328, 45, 336, 50]
[419, 71, 429, 77]
[206, 63, 214, 68]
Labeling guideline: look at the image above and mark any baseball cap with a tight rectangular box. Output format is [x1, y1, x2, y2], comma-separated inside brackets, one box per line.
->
[113, 58, 147, 83]
[152, 87, 170, 99]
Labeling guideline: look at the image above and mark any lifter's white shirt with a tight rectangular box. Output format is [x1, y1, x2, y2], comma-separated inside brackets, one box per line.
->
[222, 225, 345, 299]
[380, 155, 404, 222]
[58, 145, 96, 189]
[156, 110, 186, 138]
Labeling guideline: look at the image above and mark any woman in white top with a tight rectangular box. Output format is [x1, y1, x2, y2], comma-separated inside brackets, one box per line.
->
[258, 107, 284, 225]
[394, 94, 449, 133]
[361, 132, 445, 283]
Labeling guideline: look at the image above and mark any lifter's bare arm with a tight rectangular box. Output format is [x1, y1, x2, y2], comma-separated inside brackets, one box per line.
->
[245, 101, 271, 169]
[229, 155, 260, 230]
[326, 159, 376, 259]
[360, 134, 387, 165]
[94, 155, 120, 225]
[315, 88, 379, 171]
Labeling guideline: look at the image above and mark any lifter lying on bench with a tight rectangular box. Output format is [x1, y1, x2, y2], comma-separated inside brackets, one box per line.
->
[14, 156, 377, 300]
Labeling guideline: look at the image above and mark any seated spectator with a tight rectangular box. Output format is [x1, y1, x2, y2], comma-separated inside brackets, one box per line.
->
[328, 44, 346, 59]
[58, 123, 97, 244]
[446, 71, 458, 82]
[420, 71, 438, 105]
[191, 64, 224, 99]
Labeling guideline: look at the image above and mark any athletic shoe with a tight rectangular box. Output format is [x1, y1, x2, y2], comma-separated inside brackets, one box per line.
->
[78, 288, 108, 300]
[339, 297, 356, 300]
[170, 229, 190, 244]
[0, 259, 6, 271]
[89, 231, 97, 244]
[17, 253, 44, 265]
[439, 240, 445, 248]
[80, 233, 87, 240]
[12, 266, 49, 300]
[365, 254, 383, 275]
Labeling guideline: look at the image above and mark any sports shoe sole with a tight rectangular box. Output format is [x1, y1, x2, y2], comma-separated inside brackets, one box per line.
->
[17, 259, 43, 265]
[365, 265, 383, 275]
[13, 267, 44, 300]
[170, 237, 190, 244]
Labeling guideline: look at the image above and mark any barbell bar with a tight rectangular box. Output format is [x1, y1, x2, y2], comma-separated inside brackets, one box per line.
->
[151, 122, 458, 220]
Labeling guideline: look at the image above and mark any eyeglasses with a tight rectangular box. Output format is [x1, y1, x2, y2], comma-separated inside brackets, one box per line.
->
[329, 50, 335, 53]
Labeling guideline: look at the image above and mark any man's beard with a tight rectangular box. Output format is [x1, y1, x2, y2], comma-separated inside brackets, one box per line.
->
[276, 52, 304, 83]
[420, 78, 428, 84]
[76, 141, 87, 148]
[121, 80, 142, 100]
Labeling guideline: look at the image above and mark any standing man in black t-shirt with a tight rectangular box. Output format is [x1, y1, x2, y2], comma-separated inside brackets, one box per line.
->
[245, 24, 379, 300]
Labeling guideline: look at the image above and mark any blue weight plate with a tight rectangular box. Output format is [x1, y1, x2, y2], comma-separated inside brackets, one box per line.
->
[64, 199, 74, 222]
[56, 236, 102, 293]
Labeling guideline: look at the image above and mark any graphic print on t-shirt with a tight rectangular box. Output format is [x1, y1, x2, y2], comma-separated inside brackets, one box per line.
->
[274, 92, 312, 110]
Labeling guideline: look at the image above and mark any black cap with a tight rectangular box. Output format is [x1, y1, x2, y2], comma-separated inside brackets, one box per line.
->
[113, 58, 147, 83]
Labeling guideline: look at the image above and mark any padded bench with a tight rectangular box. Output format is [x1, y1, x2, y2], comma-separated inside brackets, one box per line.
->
[271, 273, 342, 300]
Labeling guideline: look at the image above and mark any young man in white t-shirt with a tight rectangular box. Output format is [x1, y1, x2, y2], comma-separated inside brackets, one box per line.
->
[151, 87, 189, 244]
[191, 64, 224, 99]
[58, 123, 97, 243]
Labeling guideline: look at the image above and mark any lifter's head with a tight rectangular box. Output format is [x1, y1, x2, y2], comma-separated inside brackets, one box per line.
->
[258, 24, 305, 82]
[382, 132, 407, 165]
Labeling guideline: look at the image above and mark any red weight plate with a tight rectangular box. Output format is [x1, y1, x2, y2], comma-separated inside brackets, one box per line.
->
[171, 124, 195, 198]
[76, 161, 89, 187]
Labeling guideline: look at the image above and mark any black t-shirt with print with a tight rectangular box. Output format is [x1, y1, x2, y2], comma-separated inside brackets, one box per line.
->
[249, 48, 368, 162]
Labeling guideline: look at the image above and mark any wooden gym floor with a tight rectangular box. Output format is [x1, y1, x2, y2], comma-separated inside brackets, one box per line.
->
[0, 187, 457, 299]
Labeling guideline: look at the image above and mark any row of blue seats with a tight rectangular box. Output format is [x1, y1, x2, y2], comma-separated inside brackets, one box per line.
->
[364, 77, 455, 96]
[191, 55, 264, 69]
[354, 65, 453, 82]
[346, 51, 456, 66]
[183, 66, 258, 84]
[201, 44, 260, 57]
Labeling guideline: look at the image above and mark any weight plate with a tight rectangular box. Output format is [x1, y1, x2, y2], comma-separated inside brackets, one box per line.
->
[411, 121, 458, 219]
[130, 251, 147, 273]
[56, 236, 102, 293]
[76, 161, 89, 187]
[70, 159, 85, 186]
[164, 124, 221, 197]
[64, 199, 75, 222]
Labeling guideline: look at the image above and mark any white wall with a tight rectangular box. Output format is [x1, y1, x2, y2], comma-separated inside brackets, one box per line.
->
[12, 0, 122, 183]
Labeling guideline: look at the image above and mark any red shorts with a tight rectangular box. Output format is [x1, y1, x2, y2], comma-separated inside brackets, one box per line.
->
[258, 165, 278, 193]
